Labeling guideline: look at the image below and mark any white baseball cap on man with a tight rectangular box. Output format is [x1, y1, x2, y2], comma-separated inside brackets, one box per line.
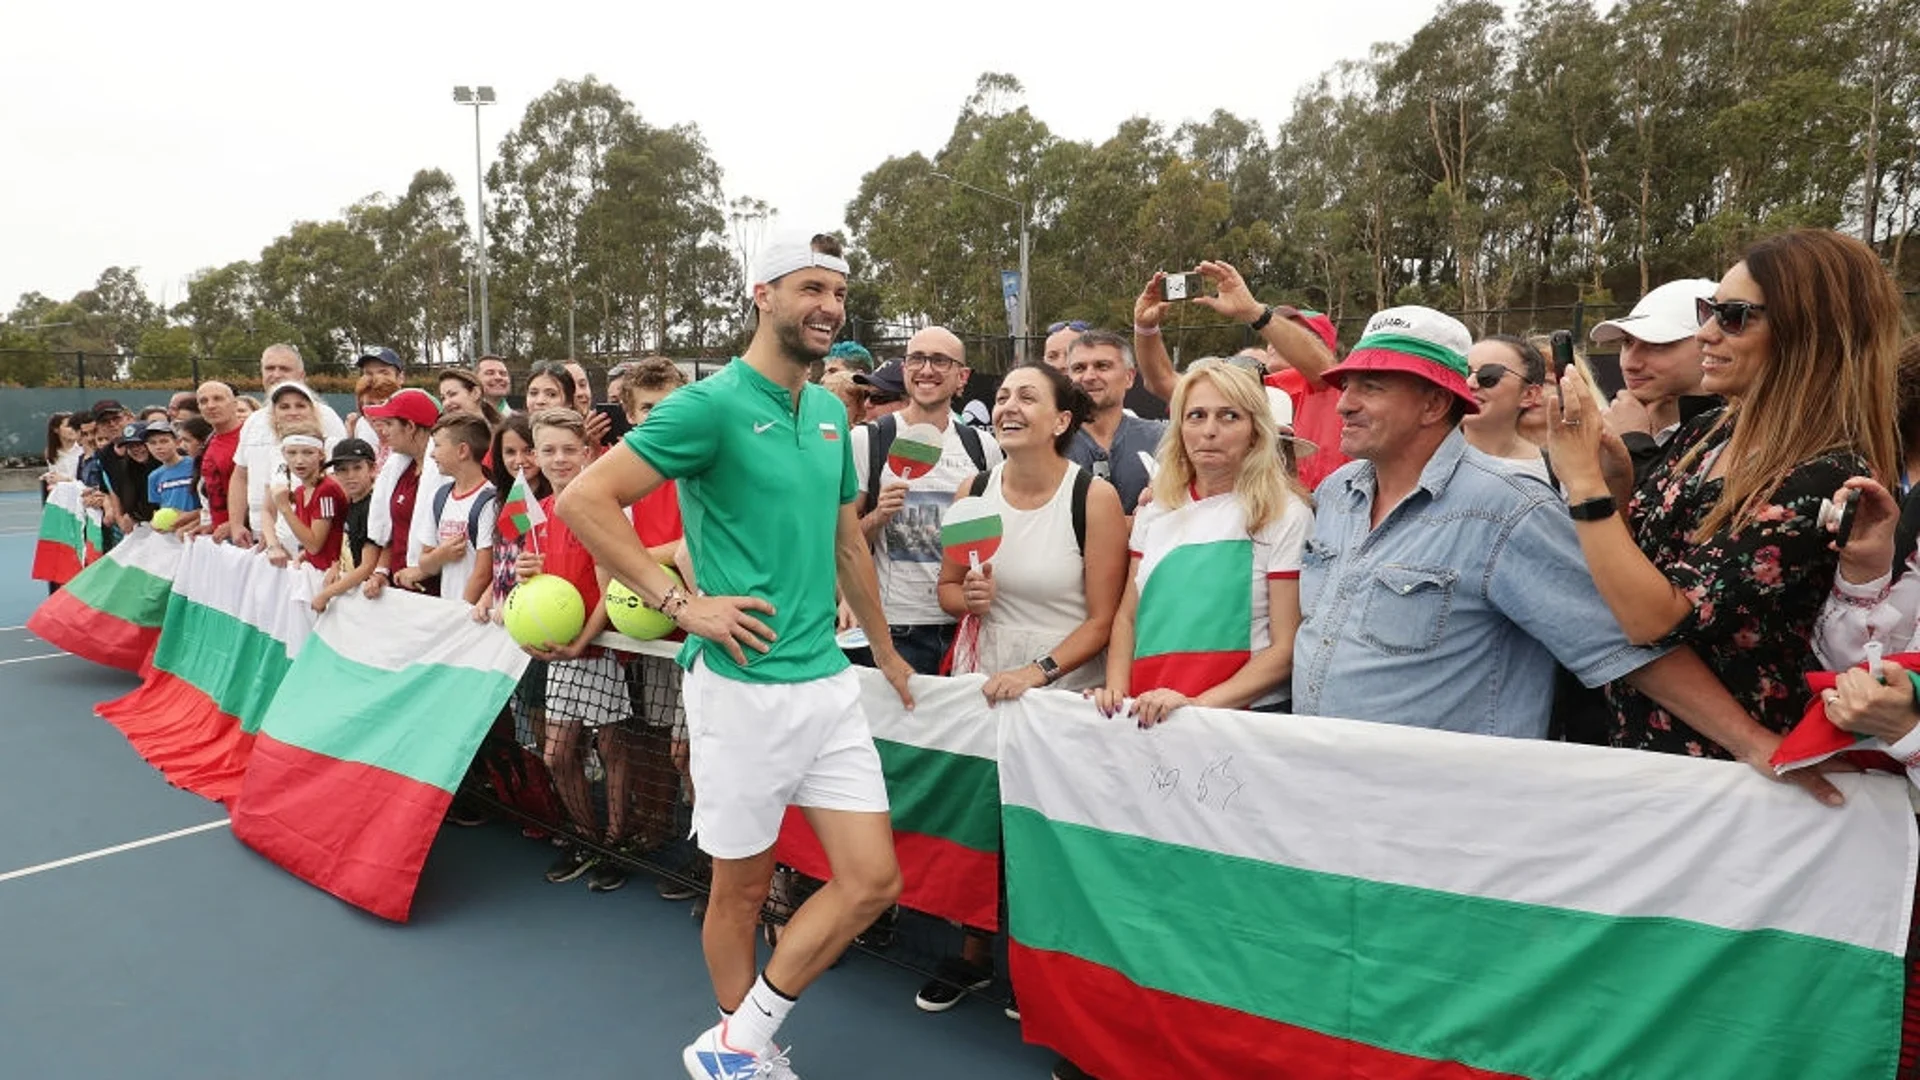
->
[1589, 279, 1718, 345]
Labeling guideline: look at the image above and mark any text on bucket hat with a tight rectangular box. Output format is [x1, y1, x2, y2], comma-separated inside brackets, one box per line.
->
[363, 388, 440, 428]
[1588, 279, 1719, 346]
[752, 233, 851, 289]
[1320, 306, 1480, 414]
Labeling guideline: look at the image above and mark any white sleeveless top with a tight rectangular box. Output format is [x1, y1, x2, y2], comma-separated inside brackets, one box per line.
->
[975, 462, 1105, 690]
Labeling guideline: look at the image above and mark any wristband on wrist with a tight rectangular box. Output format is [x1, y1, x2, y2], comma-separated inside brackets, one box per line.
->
[1133, 323, 1161, 337]
[1249, 305, 1275, 332]
[656, 585, 692, 620]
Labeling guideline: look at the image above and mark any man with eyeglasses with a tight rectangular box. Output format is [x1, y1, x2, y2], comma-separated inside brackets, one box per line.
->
[1591, 279, 1719, 486]
[851, 327, 1002, 674]
[1042, 320, 1090, 371]
[1064, 329, 1166, 516]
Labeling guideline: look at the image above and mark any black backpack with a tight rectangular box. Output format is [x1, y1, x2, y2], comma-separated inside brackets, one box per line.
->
[861, 413, 990, 514]
[966, 467, 1092, 555]
[430, 480, 498, 549]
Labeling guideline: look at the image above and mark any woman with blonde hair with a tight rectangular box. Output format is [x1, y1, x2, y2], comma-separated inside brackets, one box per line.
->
[1093, 359, 1314, 726]
[1549, 227, 1901, 765]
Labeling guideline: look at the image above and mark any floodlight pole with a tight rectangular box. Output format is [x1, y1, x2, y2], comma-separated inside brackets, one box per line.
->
[454, 86, 495, 356]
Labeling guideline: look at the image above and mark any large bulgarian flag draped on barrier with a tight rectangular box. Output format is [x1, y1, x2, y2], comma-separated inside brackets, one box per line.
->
[95, 539, 318, 803]
[28, 526, 180, 672]
[31, 480, 103, 585]
[776, 672, 1001, 930]
[230, 588, 528, 922]
[999, 693, 1917, 1080]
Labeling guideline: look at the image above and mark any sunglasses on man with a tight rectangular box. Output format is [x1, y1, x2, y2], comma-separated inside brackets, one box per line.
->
[1047, 320, 1091, 335]
[1696, 297, 1767, 335]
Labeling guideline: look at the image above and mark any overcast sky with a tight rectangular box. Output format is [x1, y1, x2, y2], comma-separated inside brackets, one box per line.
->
[2, 0, 1457, 312]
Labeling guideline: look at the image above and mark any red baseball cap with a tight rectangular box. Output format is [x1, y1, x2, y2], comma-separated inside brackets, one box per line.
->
[1289, 309, 1339, 353]
[364, 387, 440, 428]
[1320, 306, 1479, 414]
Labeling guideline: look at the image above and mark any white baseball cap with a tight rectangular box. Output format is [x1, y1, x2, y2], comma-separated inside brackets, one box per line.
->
[1589, 279, 1718, 345]
[750, 232, 850, 292]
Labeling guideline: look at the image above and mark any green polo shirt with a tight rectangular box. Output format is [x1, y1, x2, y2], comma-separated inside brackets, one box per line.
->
[623, 359, 857, 684]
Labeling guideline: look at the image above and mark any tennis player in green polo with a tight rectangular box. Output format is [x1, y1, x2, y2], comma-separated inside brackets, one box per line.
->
[560, 232, 914, 1080]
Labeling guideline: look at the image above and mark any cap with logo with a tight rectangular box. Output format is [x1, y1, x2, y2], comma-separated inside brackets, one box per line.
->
[116, 421, 149, 445]
[363, 387, 440, 428]
[1319, 306, 1479, 414]
[853, 359, 907, 397]
[1588, 279, 1719, 346]
[355, 345, 404, 372]
[326, 438, 379, 469]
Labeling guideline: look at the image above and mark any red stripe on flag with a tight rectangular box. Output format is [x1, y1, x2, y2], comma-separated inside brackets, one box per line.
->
[95, 669, 255, 804]
[229, 734, 453, 923]
[1009, 942, 1526, 1080]
[28, 588, 159, 673]
[1130, 650, 1249, 698]
[776, 807, 1000, 931]
[31, 539, 84, 585]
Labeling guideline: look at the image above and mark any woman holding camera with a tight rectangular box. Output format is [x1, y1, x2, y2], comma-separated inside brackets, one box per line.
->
[1547, 228, 1900, 774]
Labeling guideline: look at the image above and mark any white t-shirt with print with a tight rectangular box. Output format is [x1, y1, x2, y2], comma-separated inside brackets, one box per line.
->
[432, 480, 497, 602]
[850, 417, 1004, 626]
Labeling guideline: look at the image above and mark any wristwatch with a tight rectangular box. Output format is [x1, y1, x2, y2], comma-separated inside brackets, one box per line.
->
[1032, 654, 1061, 684]
[1249, 305, 1276, 331]
[1567, 495, 1617, 522]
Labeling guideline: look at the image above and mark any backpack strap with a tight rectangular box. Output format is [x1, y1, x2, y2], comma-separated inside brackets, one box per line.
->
[968, 471, 991, 498]
[955, 422, 988, 472]
[465, 483, 497, 549]
[431, 479, 453, 528]
[1071, 466, 1092, 556]
[861, 412, 897, 515]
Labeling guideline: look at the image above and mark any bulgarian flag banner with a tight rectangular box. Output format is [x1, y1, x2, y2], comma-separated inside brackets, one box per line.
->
[96, 539, 318, 803]
[496, 468, 543, 546]
[28, 525, 181, 672]
[32, 480, 103, 584]
[776, 671, 1002, 930]
[1000, 693, 1915, 1080]
[229, 588, 528, 921]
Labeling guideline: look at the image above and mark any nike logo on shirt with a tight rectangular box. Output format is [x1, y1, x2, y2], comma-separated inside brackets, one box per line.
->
[753, 421, 776, 434]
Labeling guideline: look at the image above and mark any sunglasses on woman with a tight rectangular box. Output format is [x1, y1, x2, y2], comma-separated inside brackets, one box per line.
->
[1472, 365, 1516, 390]
[1696, 297, 1767, 335]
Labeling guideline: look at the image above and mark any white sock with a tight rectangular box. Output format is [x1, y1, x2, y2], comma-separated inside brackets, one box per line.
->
[726, 973, 796, 1054]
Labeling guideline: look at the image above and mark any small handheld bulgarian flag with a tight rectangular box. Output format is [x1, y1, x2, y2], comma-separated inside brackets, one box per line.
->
[1773, 644, 1918, 773]
[941, 496, 1003, 571]
[887, 422, 944, 481]
[496, 469, 545, 546]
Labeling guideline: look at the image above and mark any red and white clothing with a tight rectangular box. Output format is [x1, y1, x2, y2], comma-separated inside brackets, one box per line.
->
[633, 479, 683, 550]
[433, 479, 497, 602]
[286, 476, 347, 571]
[1127, 488, 1313, 706]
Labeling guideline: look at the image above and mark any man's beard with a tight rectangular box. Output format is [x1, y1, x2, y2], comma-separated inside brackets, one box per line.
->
[772, 311, 834, 367]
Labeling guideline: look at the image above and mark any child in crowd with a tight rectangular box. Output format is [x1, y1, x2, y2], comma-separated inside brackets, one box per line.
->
[516, 408, 628, 890]
[398, 413, 496, 605]
[143, 421, 200, 534]
[309, 438, 383, 612]
[479, 415, 555, 824]
[268, 427, 346, 571]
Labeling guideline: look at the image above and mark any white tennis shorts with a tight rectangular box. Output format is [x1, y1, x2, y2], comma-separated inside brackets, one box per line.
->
[683, 654, 889, 859]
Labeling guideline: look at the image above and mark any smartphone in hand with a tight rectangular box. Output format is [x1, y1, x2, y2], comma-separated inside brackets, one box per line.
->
[592, 402, 633, 447]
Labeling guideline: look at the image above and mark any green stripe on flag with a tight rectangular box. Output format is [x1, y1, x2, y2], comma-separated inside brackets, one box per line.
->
[890, 438, 942, 466]
[940, 515, 1003, 547]
[39, 504, 84, 549]
[256, 634, 520, 791]
[1135, 541, 1251, 659]
[876, 739, 999, 853]
[151, 593, 294, 730]
[64, 554, 172, 628]
[1004, 807, 1902, 1080]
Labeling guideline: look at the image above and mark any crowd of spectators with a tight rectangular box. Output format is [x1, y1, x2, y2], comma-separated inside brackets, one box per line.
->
[35, 225, 1920, 1080]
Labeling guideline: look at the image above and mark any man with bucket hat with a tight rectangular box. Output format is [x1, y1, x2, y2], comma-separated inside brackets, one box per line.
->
[1288, 307, 1844, 803]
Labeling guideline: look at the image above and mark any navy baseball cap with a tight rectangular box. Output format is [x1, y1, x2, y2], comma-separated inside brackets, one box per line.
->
[853, 359, 906, 397]
[140, 420, 175, 437]
[355, 345, 404, 372]
[116, 421, 148, 445]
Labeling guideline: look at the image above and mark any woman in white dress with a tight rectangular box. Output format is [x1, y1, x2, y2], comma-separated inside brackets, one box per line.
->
[938, 363, 1128, 703]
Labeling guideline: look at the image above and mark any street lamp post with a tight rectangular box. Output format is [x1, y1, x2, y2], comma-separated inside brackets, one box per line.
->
[931, 172, 1030, 366]
[453, 85, 496, 357]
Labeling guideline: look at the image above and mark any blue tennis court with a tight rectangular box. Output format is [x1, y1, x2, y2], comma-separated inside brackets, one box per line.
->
[0, 491, 1052, 1078]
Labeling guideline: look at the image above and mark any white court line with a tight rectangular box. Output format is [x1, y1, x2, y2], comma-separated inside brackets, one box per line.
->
[0, 820, 231, 884]
[0, 653, 67, 666]
[0, 624, 29, 631]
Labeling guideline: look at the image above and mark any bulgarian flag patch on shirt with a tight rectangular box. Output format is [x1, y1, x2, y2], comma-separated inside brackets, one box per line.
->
[819, 421, 839, 441]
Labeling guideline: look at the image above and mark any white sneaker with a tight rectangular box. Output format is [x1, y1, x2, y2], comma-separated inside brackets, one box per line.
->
[682, 1019, 800, 1080]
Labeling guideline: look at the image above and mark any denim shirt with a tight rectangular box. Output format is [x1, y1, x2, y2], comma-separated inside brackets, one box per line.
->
[1293, 429, 1664, 739]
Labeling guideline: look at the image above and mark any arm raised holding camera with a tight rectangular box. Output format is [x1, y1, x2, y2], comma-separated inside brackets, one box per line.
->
[1193, 261, 1336, 386]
